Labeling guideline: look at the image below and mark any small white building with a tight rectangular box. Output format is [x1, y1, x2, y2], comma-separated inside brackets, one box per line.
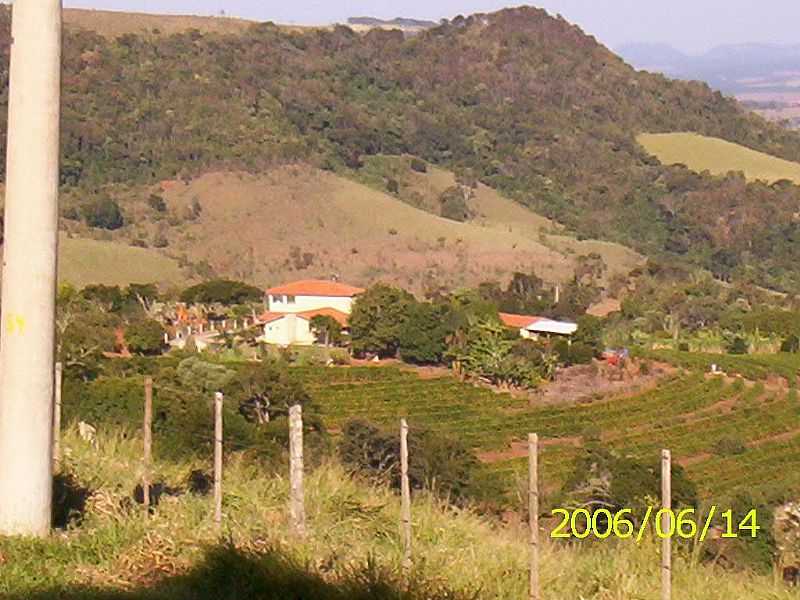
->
[500, 313, 578, 341]
[258, 280, 363, 346]
[260, 308, 350, 346]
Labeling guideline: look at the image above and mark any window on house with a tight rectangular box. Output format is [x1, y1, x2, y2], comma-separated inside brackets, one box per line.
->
[286, 295, 296, 304]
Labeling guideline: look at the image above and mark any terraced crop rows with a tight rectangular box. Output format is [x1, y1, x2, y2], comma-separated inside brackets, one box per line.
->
[640, 349, 800, 382]
[302, 366, 800, 503]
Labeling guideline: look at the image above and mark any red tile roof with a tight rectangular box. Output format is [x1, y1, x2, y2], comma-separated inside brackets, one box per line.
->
[499, 312, 543, 329]
[297, 308, 350, 326]
[258, 311, 287, 325]
[266, 280, 365, 298]
[257, 308, 350, 327]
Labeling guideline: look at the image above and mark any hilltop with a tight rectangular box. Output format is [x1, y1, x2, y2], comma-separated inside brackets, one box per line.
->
[62, 8, 257, 38]
[3, 6, 800, 290]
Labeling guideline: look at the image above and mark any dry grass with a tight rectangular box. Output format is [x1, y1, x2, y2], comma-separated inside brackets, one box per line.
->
[63, 8, 257, 38]
[638, 132, 800, 184]
[0, 426, 794, 599]
[154, 166, 623, 292]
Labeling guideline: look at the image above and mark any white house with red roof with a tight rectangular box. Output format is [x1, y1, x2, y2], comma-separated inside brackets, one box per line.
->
[499, 312, 578, 340]
[258, 280, 364, 346]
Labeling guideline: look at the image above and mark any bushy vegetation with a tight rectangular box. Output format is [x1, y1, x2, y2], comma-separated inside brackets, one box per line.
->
[339, 419, 479, 504]
[179, 280, 263, 305]
[0, 6, 800, 290]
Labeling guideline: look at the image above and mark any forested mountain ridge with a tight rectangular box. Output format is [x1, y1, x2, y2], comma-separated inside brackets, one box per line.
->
[2, 6, 800, 290]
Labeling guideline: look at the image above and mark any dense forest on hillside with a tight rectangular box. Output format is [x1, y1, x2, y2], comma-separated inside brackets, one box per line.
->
[1, 7, 800, 290]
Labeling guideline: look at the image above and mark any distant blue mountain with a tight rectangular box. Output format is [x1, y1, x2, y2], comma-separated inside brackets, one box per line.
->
[617, 42, 800, 94]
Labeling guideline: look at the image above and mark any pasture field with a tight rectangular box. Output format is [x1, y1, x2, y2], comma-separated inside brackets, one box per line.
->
[637, 132, 800, 184]
[301, 365, 800, 504]
[58, 234, 185, 288]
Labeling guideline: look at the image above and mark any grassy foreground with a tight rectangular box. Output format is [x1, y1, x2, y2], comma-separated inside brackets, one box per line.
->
[0, 427, 794, 599]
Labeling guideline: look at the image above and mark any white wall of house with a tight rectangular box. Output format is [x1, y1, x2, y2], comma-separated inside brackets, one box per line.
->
[261, 314, 317, 346]
[267, 294, 355, 315]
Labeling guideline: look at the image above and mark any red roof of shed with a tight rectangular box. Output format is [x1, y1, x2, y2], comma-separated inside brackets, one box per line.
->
[499, 312, 543, 329]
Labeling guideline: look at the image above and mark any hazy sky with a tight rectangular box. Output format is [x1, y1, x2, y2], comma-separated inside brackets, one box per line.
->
[60, 1, 800, 54]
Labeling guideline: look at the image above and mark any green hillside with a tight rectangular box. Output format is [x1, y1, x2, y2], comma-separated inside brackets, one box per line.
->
[638, 132, 800, 183]
[2, 6, 800, 290]
[58, 235, 185, 288]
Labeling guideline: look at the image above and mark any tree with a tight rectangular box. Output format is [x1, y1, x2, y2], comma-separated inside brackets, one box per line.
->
[398, 302, 453, 364]
[226, 361, 311, 423]
[59, 307, 120, 378]
[438, 185, 472, 222]
[180, 280, 263, 305]
[349, 284, 415, 357]
[125, 319, 166, 355]
[82, 196, 124, 230]
[309, 315, 342, 347]
[451, 317, 541, 388]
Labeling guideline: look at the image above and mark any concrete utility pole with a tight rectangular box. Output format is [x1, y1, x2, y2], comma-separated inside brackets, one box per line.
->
[0, 0, 63, 537]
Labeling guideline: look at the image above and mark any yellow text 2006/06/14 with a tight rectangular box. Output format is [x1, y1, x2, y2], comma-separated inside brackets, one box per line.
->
[550, 507, 759, 543]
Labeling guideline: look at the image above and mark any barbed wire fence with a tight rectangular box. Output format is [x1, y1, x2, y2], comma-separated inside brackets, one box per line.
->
[51, 366, 682, 600]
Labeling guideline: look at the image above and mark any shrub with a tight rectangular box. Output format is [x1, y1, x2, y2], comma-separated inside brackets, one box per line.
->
[728, 336, 749, 355]
[329, 348, 351, 365]
[678, 342, 690, 352]
[553, 340, 595, 366]
[410, 157, 427, 173]
[125, 319, 166, 355]
[147, 194, 167, 212]
[338, 419, 479, 503]
[781, 334, 800, 353]
[439, 186, 472, 222]
[561, 448, 698, 520]
[712, 436, 747, 456]
[82, 196, 124, 230]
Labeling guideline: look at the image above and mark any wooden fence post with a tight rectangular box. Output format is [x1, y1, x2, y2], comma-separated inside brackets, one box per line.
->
[400, 419, 412, 571]
[662, 449, 672, 600]
[142, 377, 153, 514]
[289, 404, 305, 537]
[214, 391, 223, 529]
[52, 362, 63, 470]
[529, 433, 540, 600]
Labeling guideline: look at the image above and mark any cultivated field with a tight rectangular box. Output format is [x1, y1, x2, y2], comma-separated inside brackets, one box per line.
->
[300, 360, 800, 505]
[638, 132, 800, 184]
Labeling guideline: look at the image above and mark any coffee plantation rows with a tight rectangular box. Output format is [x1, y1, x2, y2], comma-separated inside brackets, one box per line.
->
[303, 365, 800, 504]
[640, 349, 800, 382]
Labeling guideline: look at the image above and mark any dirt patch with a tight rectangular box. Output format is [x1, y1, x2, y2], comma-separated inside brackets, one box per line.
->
[677, 452, 713, 468]
[530, 360, 675, 407]
[403, 365, 453, 380]
[749, 428, 800, 448]
[477, 437, 581, 464]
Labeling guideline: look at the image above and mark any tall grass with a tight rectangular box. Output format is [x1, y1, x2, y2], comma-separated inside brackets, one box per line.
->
[0, 426, 795, 599]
